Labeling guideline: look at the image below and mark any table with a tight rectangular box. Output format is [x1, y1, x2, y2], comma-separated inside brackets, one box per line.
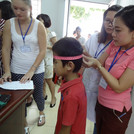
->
[0, 89, 33, 134]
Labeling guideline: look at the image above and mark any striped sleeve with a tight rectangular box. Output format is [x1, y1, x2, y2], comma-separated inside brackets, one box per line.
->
[0, 19, 5, 31]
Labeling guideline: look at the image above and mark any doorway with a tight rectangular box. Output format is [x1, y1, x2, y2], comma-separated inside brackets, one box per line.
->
[66, 0, 108, 40]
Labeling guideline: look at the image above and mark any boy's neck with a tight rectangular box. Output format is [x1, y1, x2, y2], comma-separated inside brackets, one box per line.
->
[64, 73, 79, 82]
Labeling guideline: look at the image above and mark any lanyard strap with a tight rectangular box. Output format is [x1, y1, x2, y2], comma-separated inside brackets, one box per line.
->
[94, 40, 112, 58]
[18, 18, 33, 44]
[108, 46, 129, 72]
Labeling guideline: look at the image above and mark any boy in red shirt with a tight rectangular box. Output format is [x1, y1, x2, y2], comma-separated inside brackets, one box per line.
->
[52, 37, 87, 134]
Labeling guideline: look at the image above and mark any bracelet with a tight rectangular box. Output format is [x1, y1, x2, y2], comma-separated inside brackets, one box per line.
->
[97, 64, 103, 71]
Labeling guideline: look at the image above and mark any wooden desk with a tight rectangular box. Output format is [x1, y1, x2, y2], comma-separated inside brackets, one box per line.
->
[0, 89, 33, 134]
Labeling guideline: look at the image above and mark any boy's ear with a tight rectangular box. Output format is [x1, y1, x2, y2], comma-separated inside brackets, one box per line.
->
[66, 61, 75, 71]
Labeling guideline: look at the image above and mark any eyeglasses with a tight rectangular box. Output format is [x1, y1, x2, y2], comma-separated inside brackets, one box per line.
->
[105, 19, 113, 25]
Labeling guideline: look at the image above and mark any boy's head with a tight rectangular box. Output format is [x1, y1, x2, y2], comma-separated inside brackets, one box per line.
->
[52, 37, 83, 76]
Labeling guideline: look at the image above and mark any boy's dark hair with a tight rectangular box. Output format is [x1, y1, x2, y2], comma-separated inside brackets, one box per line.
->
[99, 5, 122, 43]
[36, 14, 51, 28]
[114, 5, 134, 32]
[0, 1, 15, 20]
[52, 37, 83, 73]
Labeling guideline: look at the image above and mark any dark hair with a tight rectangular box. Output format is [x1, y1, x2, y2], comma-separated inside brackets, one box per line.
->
[114, 5, 134, 31]
[36, 14, 51, 28]
[0, 1, 15, 20]
[73, 30, 76, 35]
[52, 37, 83, 73]
[99, 5, 122, 43]
[76, 26, 81, 32]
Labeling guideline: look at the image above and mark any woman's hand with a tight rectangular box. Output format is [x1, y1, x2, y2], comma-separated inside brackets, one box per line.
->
[0, 72, 12, 84]
[83, 54, 100, 69]
[47, 46, 52, 49]
[20, 70, 34, 83]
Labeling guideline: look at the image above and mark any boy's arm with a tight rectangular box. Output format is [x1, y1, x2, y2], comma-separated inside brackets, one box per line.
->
[59, 125, 71, 134]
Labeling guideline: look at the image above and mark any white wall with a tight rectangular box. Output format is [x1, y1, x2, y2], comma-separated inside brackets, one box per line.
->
[41, 0, 65, 40]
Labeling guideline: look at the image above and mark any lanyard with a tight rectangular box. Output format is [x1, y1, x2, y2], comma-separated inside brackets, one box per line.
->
[108, 46, 129, 72]
[94, 40, 112, 58]
[18, 18, 33, 44]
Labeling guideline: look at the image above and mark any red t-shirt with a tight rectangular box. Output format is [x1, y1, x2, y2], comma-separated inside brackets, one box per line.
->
[55, 74, 87, 134]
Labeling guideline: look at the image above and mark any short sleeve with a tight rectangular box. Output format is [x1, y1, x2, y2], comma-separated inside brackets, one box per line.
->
[128, 58, 134, 70]
[62, 96, 78, 126]
[48, 31, 56, 38]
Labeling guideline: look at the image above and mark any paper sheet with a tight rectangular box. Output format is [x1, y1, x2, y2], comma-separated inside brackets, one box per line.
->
[0, 81, 34, 90]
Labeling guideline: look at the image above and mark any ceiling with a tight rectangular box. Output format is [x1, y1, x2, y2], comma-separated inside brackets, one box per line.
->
[73, 0, 112, 5]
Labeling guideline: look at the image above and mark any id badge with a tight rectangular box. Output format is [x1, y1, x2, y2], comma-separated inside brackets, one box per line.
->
[99, 77, 107, 89]
[20, 45, 31, 53]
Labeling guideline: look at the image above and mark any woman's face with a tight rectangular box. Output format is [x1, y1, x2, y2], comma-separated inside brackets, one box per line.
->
[104, 11, 117, 35]
[112, 17, 134, 48]
[53, 55, 67, 77]
[12, 0, 31, 20]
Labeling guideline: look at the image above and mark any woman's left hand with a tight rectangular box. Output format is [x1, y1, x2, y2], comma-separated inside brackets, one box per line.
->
[83, 54, 99, 68]
[20, 71, 34, 83]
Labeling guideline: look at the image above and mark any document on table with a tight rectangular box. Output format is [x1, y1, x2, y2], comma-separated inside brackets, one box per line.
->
[0, 81, 34, 90]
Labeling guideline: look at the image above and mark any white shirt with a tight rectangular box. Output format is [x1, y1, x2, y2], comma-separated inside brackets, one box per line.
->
[77, 36, 86, 45]
[83, 33, 106, 123]
[45, 31, 56, 58]
[10, 18, 44, 74]
[44, 31, 56, 66]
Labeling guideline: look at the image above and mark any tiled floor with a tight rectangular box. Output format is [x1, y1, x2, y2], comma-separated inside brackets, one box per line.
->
[27, 84, 94, 134]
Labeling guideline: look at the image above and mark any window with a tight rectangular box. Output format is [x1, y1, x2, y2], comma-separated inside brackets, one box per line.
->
[32, 0, 41, 18]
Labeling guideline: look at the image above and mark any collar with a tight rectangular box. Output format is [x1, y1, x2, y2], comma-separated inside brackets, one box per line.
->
[112, 42, 134, 56]
[58, 73, 83, 93]
[119, 46, 134, 56]
[124, 46, 134, 55]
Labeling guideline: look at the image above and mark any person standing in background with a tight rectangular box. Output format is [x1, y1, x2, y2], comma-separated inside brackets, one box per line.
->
[37, 14, 56, 108]
[1, 0, 47, 133]
[75, 26, 86, 46]
[87, 33, 91, 40]
[82, 5, 122, 134]
[73, 30, 77, 38]
[74, 26, 86, 74]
